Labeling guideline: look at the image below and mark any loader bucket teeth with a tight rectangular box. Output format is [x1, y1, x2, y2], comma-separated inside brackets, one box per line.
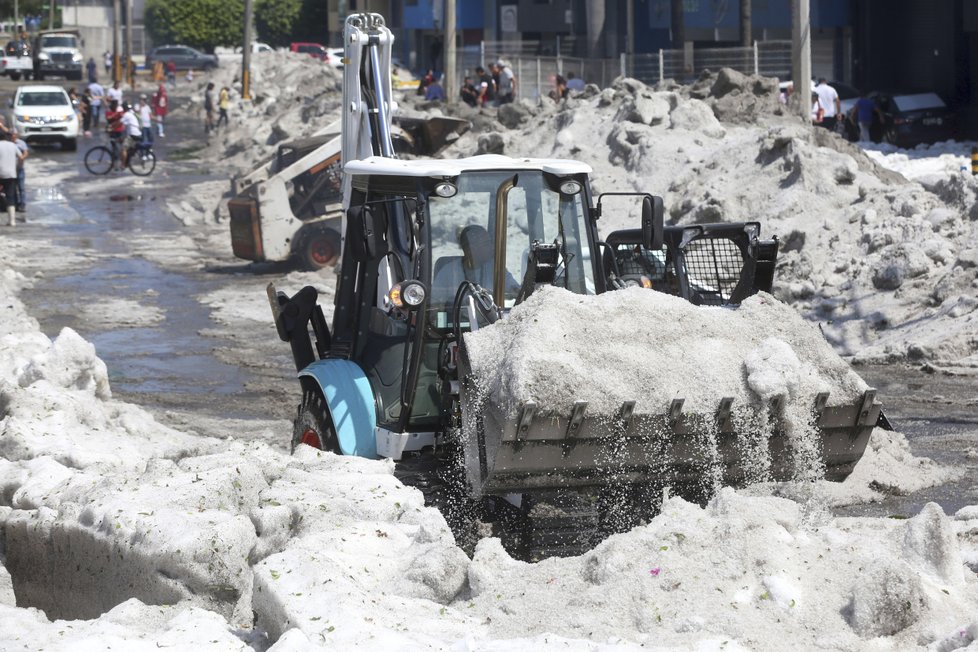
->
[457, 371, 882, 495]
[857, 389, 878, 426]
[565, 401, 588, 439]
[515, 401, 537, 441]
[715, 397, 734, 433]
[668, 398, 684, 430]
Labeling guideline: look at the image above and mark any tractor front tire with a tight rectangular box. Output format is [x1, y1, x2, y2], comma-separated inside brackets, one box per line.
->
[298, 227, 341, 271]
[292, 380, 340, 454]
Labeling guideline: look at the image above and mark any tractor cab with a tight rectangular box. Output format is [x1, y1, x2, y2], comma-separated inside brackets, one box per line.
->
[322, 155, 608, 455]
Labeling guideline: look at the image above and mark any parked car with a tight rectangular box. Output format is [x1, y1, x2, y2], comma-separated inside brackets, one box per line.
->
[12, 84, 78, 150]
[866, 92, 956, 147]
[146, 45, 218, 71]
[325, 47, 343, 68]
[290, 42, 342, 67]
[235, 42, 273, 54]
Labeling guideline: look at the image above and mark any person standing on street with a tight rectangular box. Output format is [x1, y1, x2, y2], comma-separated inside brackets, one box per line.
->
[204, 82, 216, 133]
[107, 80, 123, 105]
[850, 91, 883, 143]
[103, 51, 111, 75]
[565, 71, 585, 92]
[423, 76, 445, 102]
[10, 130, 27, 213]
[217, 86, 230, 128]
[151, 84, 168, 137]
[0, 131, 24, 227]
[138, 94, 153, 144]
[814, 78, 840, 131]
[493, 60, 516, 105]
[80, 87, 93, 135]
[475, 66, 495, 106]
[460, 76, 479, 107]
[88, 79, 105, 127]
[86, 57, 97, 83]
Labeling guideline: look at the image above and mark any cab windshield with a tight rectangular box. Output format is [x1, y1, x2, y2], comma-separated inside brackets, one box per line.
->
[39, 36, 77, 48]
[17, 91, 69, 106]
[426, 169, 593, 326]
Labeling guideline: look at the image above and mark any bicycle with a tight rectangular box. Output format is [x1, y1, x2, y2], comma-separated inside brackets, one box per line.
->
[84, 139, 157, 176]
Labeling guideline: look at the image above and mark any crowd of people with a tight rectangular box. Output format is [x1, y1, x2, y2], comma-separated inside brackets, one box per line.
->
[428, 61, 587, 108]
[781, 77, 884, 143]
[422, 59, 541, 108]
[77, 79, 168, 141]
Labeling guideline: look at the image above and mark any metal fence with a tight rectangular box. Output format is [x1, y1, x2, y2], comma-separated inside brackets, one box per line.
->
[451, 40, 792, 104]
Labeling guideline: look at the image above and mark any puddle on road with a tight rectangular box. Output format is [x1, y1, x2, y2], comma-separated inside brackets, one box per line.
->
[18, 179, 266, 420]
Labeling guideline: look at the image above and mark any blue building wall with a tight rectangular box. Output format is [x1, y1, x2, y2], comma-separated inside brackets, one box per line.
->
[643, 0, 848, 36]
[402, 0, 484, 30]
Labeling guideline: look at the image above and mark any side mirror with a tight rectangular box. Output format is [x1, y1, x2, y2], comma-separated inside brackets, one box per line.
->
[642, 195, 664, 250]
[346, 204, 388, 262]
[7, 99, 12, 109]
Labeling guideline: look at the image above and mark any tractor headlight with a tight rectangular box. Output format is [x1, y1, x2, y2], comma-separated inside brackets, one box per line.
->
[433, 181, 457, 198]
[388, 280, 427, 309]
[558, 178, 582, 195]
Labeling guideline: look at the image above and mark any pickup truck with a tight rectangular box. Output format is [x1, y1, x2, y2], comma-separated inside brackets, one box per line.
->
[0, 40, 33, 81]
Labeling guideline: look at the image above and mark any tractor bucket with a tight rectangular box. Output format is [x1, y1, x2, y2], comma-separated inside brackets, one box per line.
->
[457, 357, 882, 497]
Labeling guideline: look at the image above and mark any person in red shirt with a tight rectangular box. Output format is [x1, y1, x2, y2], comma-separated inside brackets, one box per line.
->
[104, 99, 126, 169]
[151, 84, 168, 137]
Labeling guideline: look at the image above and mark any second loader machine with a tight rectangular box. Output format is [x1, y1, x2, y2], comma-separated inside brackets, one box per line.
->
[269, 13, 887, 559]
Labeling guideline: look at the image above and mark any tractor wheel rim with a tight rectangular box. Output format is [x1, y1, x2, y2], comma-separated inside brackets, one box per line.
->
[310, 238, 335, 266]
[300, 428, 322, 449]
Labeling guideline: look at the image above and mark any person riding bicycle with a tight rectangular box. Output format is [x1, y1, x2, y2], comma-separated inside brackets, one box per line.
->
[104, 100, 125, 168]
[119, 102, 142, 169]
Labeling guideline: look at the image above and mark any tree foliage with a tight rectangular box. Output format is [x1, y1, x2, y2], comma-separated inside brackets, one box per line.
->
[254, 0, 301, 49]
[254, 0, 329, 47]
[294, 1, 329, 43]
[145, 0, 244, 52]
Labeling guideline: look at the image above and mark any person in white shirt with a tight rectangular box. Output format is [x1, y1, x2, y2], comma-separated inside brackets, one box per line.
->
[10, 129, 28, 212]
[119, 103, 142, 168]
[137, 94, 153, 144]
[0, 131, 24, 226]
[106, 81, 123, 104]
[814, 78, 840, 131]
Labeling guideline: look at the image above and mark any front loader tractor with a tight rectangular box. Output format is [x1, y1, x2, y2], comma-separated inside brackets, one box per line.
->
[268, 13, 884, 558]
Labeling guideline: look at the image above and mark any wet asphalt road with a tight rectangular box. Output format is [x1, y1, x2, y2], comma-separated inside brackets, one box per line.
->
[1, 77, 975, 516]
[3, 76, 300, 427]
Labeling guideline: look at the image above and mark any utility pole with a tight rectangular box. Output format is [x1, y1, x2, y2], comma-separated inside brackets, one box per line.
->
[112, 0, 121, 84]
[48, 0, 55, 29]
[740, 0, 751, 73]
[242, 0, 253, 99]
[125, 0, 133, 88]
[740, 0, 751, 46]
[671, 0, 690, 78]
[791, 0, 811, 121]
[626, 0, 634, 55]
[444, 0, 456, 103]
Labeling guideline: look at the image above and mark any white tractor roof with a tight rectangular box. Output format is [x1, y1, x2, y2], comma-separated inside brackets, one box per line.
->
[344, 154, 592, 178]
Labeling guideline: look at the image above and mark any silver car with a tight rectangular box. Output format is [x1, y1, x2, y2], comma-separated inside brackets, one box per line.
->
[146, 45, 218, 71]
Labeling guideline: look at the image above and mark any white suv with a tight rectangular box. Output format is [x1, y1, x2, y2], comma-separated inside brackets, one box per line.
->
[12, 85, 79, 151]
